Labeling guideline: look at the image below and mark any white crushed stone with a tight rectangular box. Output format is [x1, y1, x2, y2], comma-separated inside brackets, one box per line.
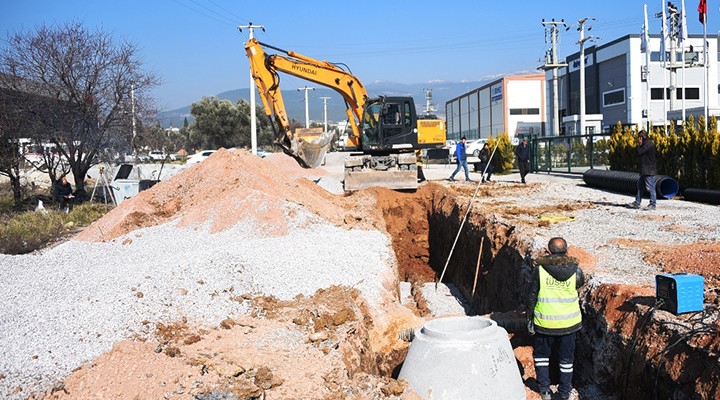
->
[0, 204, 394, 399]
[419, 283, 472, 316]
[313, 176, 345, 195]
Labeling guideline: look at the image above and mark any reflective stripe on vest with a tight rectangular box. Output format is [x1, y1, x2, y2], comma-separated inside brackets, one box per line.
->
[533, 265, 581, 329]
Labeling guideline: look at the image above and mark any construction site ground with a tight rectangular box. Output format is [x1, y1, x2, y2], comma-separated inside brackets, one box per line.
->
[1, 149, 719, 400]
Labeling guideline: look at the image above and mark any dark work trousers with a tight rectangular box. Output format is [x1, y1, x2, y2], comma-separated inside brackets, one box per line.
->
[480, 161, 493, 181]
[417, 165, 426, 182]
[518, 160, 530, 182]
[533, 332, 576, 397]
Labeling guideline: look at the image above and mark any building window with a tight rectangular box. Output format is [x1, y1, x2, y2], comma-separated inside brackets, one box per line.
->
[652, 87, 700, 100]
[509, 108, 540, 115]
[603, 88, 625, 107]
[651, 51, 682, 62]
[651, 88, 666, 100]
[682, 87, 700, 100]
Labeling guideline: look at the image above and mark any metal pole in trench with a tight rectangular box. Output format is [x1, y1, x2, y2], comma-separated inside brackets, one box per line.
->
[436, 140, 501, 290]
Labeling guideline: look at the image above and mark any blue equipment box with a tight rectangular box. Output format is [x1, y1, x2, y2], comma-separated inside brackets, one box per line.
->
[655, 273, 704, 315]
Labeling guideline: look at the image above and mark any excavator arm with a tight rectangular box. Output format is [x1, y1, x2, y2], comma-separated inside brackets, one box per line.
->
[245, 38, 367, 167]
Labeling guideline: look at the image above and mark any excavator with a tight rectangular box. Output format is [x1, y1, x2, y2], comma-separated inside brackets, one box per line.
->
[244, 38, 446, 191]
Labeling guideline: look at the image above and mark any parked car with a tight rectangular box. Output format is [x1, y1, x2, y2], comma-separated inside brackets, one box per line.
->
[444, 140, 457, 159]
[465, 139, 488, 158]
[149, 150, 167, 161]
[186, 150, 217, 164]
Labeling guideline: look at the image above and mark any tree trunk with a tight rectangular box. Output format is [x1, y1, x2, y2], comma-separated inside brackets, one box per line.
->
[10, 174, 23, 210]
[71, 162, 90, 202]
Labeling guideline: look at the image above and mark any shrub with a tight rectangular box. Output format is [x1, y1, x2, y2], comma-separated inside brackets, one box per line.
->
[0, 211, 66, 255]
[486, 133, 515, 173]
[0, 193, 13, 215]
[0, 201, 112, 255]
[67, 202, 112, 227]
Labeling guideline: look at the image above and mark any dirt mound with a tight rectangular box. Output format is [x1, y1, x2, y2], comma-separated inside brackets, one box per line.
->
[75, 150, 379, 242]
[43, 286, 420, 400]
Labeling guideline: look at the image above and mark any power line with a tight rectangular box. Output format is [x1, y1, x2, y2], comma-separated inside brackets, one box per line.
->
[170, 0, 235, 27]
[206, 0, 249, 24]
[186, 0, 238, 25]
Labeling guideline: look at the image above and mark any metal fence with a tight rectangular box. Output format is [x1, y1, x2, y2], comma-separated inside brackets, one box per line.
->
[527, 133, 613, 174]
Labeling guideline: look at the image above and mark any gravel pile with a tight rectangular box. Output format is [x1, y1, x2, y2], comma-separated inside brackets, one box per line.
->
[0, 204, 394, 399]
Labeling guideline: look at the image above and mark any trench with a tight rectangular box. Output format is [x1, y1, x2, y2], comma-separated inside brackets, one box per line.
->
[360, 183, 719, 400]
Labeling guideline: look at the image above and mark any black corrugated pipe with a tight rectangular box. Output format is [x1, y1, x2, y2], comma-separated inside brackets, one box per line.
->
[683, 188, 720, 205]
[582, 170, 679, 199]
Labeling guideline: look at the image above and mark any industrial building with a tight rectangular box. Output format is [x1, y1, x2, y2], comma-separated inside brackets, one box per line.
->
[445, 74, 546, 142]
[547, 34, 719, 134]
[446, 34, 720, 139]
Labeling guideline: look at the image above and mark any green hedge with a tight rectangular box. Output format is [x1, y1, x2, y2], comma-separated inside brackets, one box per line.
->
[609, 116, 720, 190]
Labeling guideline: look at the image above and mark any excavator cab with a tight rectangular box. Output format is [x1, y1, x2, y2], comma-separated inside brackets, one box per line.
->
[360, 97, 419, 152]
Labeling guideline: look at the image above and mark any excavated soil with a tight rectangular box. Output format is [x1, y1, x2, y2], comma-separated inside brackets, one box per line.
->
[24, 150, 720, 400]
[42, 286, 420, 400]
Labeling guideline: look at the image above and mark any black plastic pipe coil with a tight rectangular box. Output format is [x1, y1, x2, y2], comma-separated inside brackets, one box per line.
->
[582, 169, 679, 200]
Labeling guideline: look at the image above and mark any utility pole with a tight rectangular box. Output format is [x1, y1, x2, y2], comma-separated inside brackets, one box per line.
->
[541, 19, 568, 136]
[320, 96, 330, 133]
[667, 2, 680, 116]
[577, 18, 595, 136]
[298, 86, 315, 128]
[131, 83, 136, 150]
[238, 22, 265, 156]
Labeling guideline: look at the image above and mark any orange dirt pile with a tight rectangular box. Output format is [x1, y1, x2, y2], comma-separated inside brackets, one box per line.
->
[75, 150, 381, 242]
[43, 286, 421, 400]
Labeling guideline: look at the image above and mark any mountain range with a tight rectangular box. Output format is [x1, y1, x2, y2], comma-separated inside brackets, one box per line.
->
[157, 77, 512, 128]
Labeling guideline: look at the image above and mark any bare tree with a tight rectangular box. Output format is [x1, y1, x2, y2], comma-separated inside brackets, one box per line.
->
[0, 21, 159, 197]
[0, 87, 25, 207]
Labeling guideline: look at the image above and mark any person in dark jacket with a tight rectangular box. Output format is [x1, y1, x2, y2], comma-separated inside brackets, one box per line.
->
[53, 176, 74, 212]
[415, 149, 426, 183]
[527, 237, 584, 400]
[515, 137, 531, 183]
[449, 136, 470, 181]
[478, 142, 493, 182]
[629, 129, 657, 210]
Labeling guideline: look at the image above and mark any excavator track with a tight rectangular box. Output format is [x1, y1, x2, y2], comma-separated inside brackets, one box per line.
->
[343, 153, 418, 191]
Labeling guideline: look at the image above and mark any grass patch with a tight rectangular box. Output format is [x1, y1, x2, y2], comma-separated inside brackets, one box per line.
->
[0, 201, 112, 255]
[0, 211, 66, 255]
[67, 202, 112, 227]
[0, 193, 14, 214]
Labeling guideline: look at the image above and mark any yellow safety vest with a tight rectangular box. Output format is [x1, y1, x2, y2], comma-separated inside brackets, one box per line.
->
[533, 266, 581, 330]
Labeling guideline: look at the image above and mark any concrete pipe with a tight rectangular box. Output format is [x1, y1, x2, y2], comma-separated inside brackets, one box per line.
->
[683, 188, 720, 205]
[397, 316, 525, 400]
[582, 169, 679, 199]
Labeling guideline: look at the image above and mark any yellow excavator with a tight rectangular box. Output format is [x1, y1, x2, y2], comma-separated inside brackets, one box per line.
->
[245, 38, 445, 191]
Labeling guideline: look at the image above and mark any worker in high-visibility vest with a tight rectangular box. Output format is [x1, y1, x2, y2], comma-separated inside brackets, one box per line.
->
[527, 237, 585, 400]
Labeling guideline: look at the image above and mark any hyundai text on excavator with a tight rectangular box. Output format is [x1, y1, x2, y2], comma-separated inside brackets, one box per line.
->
[244, 38, 446, 191]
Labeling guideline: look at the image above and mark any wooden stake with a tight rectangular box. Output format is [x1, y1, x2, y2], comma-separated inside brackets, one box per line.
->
[472, 237, 484, 297]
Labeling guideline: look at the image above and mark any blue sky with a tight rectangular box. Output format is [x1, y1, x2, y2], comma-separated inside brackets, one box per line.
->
[2, 0, 718, 110]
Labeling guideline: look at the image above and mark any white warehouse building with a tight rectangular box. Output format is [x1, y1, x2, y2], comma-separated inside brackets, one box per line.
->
[547, 33, 719, 134]
[445, 74, 546, 142]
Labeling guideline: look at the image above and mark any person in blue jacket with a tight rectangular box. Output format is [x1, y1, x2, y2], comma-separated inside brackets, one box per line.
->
[449, 136, 470, 181]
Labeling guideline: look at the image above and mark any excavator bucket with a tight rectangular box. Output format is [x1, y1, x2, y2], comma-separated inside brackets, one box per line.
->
[293, 130, 333, 168]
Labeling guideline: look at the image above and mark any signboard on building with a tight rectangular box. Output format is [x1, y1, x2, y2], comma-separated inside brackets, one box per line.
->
[569, 54, 594, 72]
[491, 85, 503, 102]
